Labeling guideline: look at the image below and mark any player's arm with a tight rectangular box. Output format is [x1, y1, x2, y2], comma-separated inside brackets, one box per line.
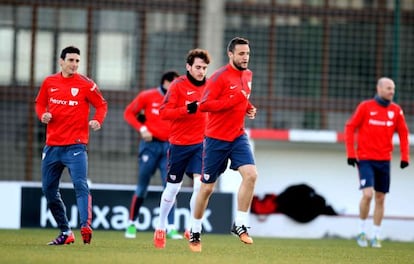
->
[88, 83, 108, 128]
[34, 81, 52, 123]
[246, 102, 257, 119]
[124, 93, 146, 132]
[200, 90, 246, 112]
[199, 78, 246, 112]
[396, 108, 410, 165]
[159, 86, 188, 120]
[344, 103, 364, 162]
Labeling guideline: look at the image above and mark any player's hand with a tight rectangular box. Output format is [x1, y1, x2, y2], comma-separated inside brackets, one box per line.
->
[137, 113, 146, 123]
[89, 120, 101, 131]
[400, 160, 409, 169]
[347, 158, 358, 167]
[139, 126, 153, 141]
[41, 112, 52, 124]
[187, 101, 198, 114]
[247, 107, 256, 119]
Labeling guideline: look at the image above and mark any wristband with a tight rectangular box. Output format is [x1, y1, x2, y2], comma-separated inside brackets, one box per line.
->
[140, 126, 148, 133]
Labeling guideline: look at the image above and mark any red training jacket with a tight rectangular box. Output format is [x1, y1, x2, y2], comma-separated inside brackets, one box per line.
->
[35, 72, 107, 146]
[160, 75, 207, 145]
[345, 98, 409, 161]
[200, 64, 255, 141]
[124, 87, 170, 141]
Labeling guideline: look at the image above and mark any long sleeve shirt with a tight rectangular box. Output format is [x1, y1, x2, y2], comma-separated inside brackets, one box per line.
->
[160, 75, 206, 145]
[345, 98, 409, 161]
[124, 87, 170, 141]
[200, 64, 255, 141]
[35, 72, 107, 146]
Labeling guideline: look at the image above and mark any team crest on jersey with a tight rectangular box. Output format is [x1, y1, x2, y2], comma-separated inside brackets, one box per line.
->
[247, 82, 252, 90]
[387, 111, 394, 119]
[71, 87, 79, 96]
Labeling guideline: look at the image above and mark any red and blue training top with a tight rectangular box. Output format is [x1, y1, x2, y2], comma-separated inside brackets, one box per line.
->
[160, 75, 207, 145]
[200, 64, 255, 141]
[345, 98, 409, 161]
[35, 72, 107, 146]
[124, 87, 170, 141]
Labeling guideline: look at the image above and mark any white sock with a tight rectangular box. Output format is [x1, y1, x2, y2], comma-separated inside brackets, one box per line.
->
[235, 210, 249, 226]
[189, 176, 201, 230]
[167, 224, 176, 232]
[358, 218, 368, 234]
[372, 224, 381, 239]
[157, 182, 182, 230]
[192, 218, 202, 233]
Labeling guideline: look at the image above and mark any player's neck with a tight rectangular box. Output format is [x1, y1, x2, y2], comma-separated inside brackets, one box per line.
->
[187, 71, 205, 86]
[374, 94, 391, 107]
[61, 72, 75, 78]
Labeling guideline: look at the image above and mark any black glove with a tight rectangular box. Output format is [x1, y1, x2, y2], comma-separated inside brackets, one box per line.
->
[187, 101, 198, 114]
[347, 158, 358, 167]
[400, 161, 409, 169]
[137, 113, 146, 123]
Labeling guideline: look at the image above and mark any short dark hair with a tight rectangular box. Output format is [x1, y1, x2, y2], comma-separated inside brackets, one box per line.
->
[60, 46, 80, 60]
[227, 37, 249, 53]
[186, 48, 211, 65]
[160, 70, 179, 85]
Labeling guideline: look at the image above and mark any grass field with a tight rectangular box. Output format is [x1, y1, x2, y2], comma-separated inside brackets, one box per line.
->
[0, 228, 413, 264]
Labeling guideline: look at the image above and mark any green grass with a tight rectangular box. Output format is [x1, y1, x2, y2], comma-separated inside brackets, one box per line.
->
[0, 228, 413, 264]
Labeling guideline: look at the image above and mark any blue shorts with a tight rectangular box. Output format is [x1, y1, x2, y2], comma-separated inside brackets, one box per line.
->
[166, 143, 203, 183]
[202, 134, 255, 183]
[358, 160, 390, 193]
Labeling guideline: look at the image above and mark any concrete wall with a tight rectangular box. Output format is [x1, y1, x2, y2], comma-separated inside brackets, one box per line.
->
[246, 140, 414, 241]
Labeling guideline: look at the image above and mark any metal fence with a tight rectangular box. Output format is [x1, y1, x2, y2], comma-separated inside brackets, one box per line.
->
[1, 0, 413, 183]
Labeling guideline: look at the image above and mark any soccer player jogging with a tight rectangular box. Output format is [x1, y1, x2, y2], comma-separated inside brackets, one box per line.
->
[124, 71, 183, 239]
[35, 46, 108, 245]
[345, 77, 409, 248]
[153, 49, 211, 249]
[188, 37, 258, 252]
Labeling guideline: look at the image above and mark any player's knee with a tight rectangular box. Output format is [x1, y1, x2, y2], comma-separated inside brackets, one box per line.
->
[163, 182, 182, 200]
[135, 187, 147, 198]
[200, 182, 214, 196]
[375, 192, 385, 204]
[42, 183, 58, 199]
[42, 189, 57, 202]
[362, 188, 374, 200]
[243, 169, 258, 186]
[72, 179, 89, 195]
[193, 175, 201, 192]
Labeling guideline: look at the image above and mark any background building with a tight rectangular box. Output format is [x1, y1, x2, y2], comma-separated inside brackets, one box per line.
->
[1, 0, 413, 186]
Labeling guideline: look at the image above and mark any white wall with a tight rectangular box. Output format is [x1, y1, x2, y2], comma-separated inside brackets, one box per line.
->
[248, 140, 414, 241]
[253, 140, 414, 217]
